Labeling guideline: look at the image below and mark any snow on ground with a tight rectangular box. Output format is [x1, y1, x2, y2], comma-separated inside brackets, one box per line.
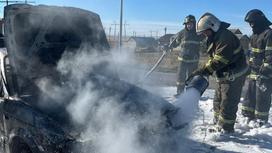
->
[155, 87, 272, 153]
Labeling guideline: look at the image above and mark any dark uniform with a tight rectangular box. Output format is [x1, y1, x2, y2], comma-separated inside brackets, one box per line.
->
[172, 15, 203, 94]
[207, 26, 248, 132]
[242, 9, 272, 124]
[193, 13, 248, 132]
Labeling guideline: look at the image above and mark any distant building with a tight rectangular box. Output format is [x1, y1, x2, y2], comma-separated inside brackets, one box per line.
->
[229, 28, 243, 35]
[237, 34, 250, 51]
[157, 34, 175, 46]
[229, 28, 250, 52]
[123, 36, 158, 52]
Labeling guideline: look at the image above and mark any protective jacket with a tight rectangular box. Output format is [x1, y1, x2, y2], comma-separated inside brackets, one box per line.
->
[202, 24, 248, 132]
[242, 27, 272, 121]
[248, 28, 272, 80]
[172, 29, 202, 63]
[203, 24, 249, 81]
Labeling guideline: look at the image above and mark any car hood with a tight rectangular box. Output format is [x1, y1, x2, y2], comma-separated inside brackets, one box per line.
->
[4, 4, 110, 78]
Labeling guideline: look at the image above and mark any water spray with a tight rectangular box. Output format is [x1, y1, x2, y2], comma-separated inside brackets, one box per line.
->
[168, 75, 209, 130]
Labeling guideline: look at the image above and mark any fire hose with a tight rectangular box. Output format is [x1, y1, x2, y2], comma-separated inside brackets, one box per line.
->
[143, 49, 168, 78]
[140, 35, 179, 82]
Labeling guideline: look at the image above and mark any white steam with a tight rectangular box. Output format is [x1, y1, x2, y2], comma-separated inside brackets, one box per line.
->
[4, 5, 200, 152]
[111, 48, 148, 84]
[34, 46, 172, 153]
[170, 88, 201, 129]
[21, 42, 204, 153]
[34, 46, 205, 153]
[66, 82, 99, 124]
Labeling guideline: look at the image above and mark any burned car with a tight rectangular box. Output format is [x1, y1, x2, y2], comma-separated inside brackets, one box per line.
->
[0, 4, 189, 153]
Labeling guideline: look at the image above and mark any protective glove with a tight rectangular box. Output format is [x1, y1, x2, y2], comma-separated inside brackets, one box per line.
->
[249, 64, 260, 72]
[256, 76, 267, 92]
[259, 64, 272, 78]
[162, 44, 172, 52]
[185, 75, 209, 95]
[186, 67, 211, 85]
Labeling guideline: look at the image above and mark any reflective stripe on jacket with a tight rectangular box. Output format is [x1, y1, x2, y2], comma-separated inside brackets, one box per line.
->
[204, 28, 248, 80]
[172, 29, 203, 61]
[249, 28, 272, 79]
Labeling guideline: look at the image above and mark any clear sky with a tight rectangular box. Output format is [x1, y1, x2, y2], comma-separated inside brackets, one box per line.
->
[1, 0, 272, 36]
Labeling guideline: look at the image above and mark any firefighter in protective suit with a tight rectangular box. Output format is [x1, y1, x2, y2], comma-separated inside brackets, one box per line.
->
[189, 13, 249, 133]
[171, 15, 203, 96]
[242, 9, 272, 126]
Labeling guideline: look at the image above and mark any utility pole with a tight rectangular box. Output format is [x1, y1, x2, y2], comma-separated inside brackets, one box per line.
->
[119, 0, 123, 50]
[133, 31, 136, 37]
[108, 27, 112, 41]
[111, 21, 118, 41]
[124, 21, 129, 39]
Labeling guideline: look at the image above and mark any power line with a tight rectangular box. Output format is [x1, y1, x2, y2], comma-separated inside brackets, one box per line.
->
[132, 31, 136, 37]
[124, 20, 129, 38]
[150, 30, 159, 38]
[108, 27, 111, 41]
[111, 21, 119, 41]
[105, 23, 180, 38]
[119, 0, 123, 50]
[0, 0, 35, 5]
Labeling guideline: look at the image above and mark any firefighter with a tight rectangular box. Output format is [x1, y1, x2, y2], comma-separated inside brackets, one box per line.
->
[242, 9, 272, 127]
[170, 15, 203, 96]
[189, 13, 249, 133]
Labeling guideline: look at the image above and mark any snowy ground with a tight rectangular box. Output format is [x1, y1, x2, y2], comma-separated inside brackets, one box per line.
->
[155, 87, 272, 153]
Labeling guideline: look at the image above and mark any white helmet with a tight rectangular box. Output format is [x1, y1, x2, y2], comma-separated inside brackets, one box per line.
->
[196, 13, 221, 33]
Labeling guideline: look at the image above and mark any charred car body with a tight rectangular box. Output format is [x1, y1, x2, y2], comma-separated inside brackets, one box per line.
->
[0, 4, 188, 153]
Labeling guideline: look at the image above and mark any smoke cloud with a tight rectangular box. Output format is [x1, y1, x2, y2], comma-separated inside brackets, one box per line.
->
[4, 4, 204, 153]
[170, 88, 201, 129]
[33, 46, 178, 153]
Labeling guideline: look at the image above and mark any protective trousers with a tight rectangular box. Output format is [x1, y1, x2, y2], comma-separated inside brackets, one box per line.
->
[213, 75, 246, 131]
[176, 61, 198, 94]
[242, 78, 272, 121]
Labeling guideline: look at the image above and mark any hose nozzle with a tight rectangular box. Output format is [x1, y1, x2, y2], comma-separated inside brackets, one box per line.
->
[185, 75, 209, 95]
